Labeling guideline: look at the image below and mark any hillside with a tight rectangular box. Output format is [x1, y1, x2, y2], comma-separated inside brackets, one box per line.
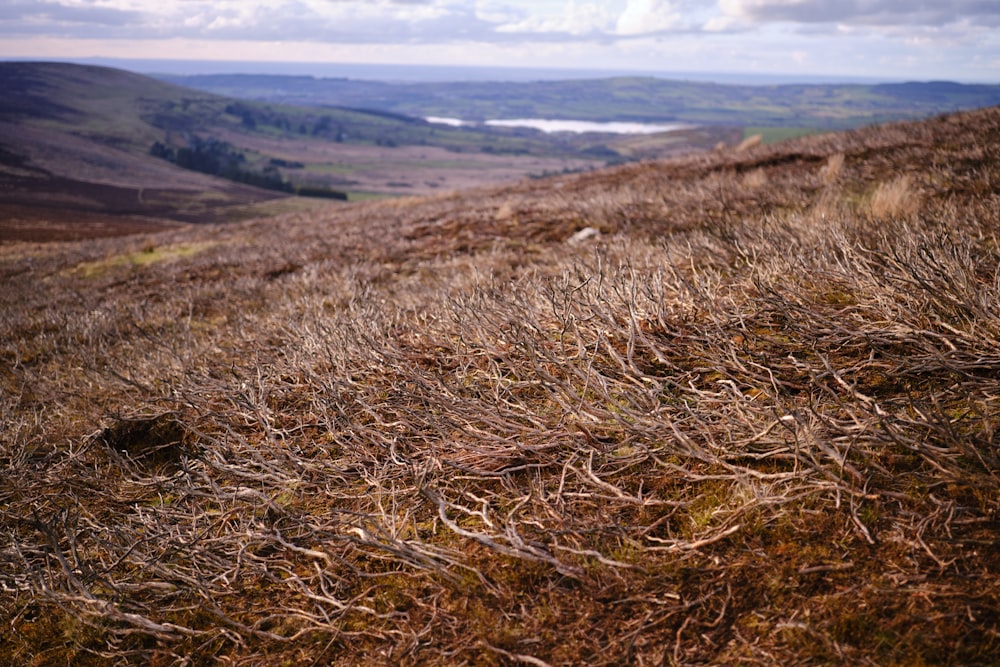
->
[0, 62, 303, 240]
[2, 105, 999, 665]
[162, 73, 1000, 129]
[0, 62, 738, 241]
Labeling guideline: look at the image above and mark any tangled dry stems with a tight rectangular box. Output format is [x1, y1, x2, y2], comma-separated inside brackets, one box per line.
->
[2, 107, 999, 664]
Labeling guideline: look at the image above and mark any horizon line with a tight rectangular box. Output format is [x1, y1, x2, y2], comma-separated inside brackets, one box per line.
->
[0, 55, 948, 86]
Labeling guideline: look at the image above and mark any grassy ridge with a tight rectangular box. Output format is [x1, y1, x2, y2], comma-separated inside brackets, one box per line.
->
[1, 106, 999, 664]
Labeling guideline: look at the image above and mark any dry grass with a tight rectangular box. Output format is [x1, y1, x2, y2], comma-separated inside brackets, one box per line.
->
[741, 167, 768, 189]
[735, 134, 763, 152]
[820, 152, 845, 184]
[870, 174, 921, 220]
[2, 107, 1000, 665]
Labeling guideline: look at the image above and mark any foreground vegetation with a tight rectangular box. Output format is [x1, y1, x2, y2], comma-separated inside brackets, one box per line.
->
[2, 106, 999, 664]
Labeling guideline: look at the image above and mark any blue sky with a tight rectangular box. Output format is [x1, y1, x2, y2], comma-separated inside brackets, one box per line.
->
[1, 1, 998, 81]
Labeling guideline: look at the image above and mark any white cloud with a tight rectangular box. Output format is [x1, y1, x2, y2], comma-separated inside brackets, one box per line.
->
[616, 0, 683, 36]
[7, 0, 1000, 43]
[718, 0, 1000, 28]
[0, 0, 141, 28]
[473, 0, 520, 24]
[0, 0, 998, 81]
[0, 0, 495, 42]
[495, 1, 616, 36]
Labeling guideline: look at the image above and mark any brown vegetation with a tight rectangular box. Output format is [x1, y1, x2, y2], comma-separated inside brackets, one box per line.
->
[2, 106, 999, 665]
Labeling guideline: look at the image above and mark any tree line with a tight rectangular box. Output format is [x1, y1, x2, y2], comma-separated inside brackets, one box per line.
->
[150, 138, 346, 200]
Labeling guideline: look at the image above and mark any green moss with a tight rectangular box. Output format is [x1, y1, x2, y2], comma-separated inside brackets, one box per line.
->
[73, 242, 216, 277]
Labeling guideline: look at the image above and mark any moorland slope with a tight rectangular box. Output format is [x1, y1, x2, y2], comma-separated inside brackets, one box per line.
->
[1, 105, 999, 665]
[0, 61, 295, 240]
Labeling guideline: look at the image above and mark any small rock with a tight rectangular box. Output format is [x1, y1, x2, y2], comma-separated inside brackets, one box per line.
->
[568, 227, 600, 245]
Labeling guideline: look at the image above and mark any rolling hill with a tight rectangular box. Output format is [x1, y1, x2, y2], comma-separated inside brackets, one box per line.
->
[162, 72, 1000, 129]
[1, 100, 998, 664]
[0, 62, 740, 241]
[0, 61, 299, 240]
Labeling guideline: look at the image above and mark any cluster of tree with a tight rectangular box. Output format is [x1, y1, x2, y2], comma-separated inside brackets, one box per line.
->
[150, 139, 349, 200]
[224, 103, 347, 141]
[150, 139, 291, 193]
[294, 185, 348, 201]
[219, 101, 426, 147]
[224, 102, 292, 133]
[311, 115, 346, 141]
[269, 158, 305, 169]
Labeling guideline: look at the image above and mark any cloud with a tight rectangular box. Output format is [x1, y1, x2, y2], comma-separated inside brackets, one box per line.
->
[718, 0, 1000, 28]
[0, 0, 705, 44]
[1, 0, 998, 82]
[0, 0, 504, 44]
[0, 0, 140, 29]
[494, 2, 617, 37]
[616, 0, 684, 36]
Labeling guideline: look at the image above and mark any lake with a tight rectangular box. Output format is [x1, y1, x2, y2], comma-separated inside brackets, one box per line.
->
[426, 117, 690, 135]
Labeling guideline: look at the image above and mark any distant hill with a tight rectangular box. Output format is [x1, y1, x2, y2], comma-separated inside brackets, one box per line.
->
[0, 61, 293, 239]
[17, 62, 994, 243]
[159, 73, 1000, 129]
[1, 62, 741, 240]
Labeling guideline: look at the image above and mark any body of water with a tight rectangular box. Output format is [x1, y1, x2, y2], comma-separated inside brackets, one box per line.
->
[426, 116, 468, 127]
[426, 117, 690, 134]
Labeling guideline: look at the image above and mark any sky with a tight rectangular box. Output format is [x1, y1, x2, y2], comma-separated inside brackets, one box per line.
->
[1, 1, 998, 82]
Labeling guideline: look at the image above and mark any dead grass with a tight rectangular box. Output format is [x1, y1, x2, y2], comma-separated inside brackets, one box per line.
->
[820, 152, 845, 184]
[870, 173, 921, 220]
[735, 133, 763, 152]
[1, 106, 1000, 665]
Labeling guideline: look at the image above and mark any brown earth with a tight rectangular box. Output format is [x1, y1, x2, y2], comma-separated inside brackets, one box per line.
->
[0, 204, 182, 243]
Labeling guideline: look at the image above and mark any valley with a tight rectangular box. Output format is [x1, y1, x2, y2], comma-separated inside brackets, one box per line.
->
[10, 62, 999, 243]
[162, 72, 1000, 129]
[0, 62, 742, 241]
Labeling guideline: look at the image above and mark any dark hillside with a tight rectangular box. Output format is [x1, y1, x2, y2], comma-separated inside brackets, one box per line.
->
[0, 62, 294, 238]
[0, 64, 81, 121]
[1, 106, 999, 664]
